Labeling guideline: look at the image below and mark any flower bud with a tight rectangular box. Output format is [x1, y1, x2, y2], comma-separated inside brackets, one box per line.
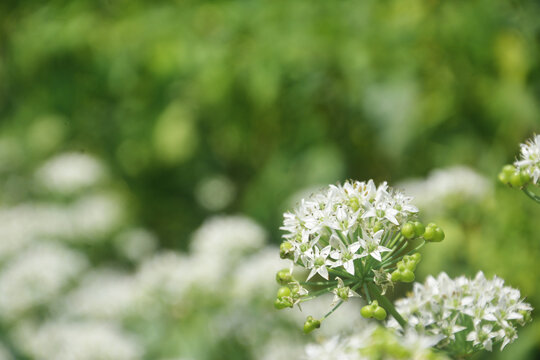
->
[400, 269, 415, 282]
[431, 227, 445, 242]
[274, 298, 292, 309]
[520, 171, 531, 185]
[502, 164, 516, 177]
[411, 252, 422, 263]
[276, 269, 293, 284]
[401, 222, 416, 239]
[509, 172, 524, 188]
[373, 306, 387, 320]
[360, 304, 374, 318]
[391, 270, 401, 282]
[413, 221, 425, 237]
[279, 242, 293, 259]
[277, 286, 291, 298]
[303, 316, 321, 333]
[423, 226, 435, 241]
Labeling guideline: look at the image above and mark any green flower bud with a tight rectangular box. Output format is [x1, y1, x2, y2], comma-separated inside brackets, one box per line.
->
[279, 242, 293, 259]
[277, 286, 291, 298]
[373, 306, 387, 320]
[276, 269, 293, 284]
[360, 305, 373, 318]
[520, 171, 531, 185]
[498, 171, 510, 185]
[404, 260, 417, 271]
[401, 222, 416, 239]
[510, 172, 524, 188]
[400, 269, 415, 283]
[413, 221, 425, 237]
[303, 316, 321, 333]
[397, 262, 406, 271]
[502, 164, 516, 177]
[431, 227, 445, 242]
[423, 225, 435, 241]
[274, 298, 292, 309]
[391, 270, 401, 282]
[411, 252, 422, 263]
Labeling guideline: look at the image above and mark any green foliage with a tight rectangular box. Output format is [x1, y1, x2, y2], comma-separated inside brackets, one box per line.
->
[1, 0, 540, 359]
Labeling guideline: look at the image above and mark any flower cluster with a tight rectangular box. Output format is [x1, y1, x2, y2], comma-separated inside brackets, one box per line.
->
[389, 272, 532, 356]
[515, 134, 540, 185]
[276, 180, 444, 330]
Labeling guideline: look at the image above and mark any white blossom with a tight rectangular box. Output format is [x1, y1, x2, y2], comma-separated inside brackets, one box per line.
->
[36, 152, 105, 195]
[0, 243, 88, 320]
[390, 272, 532, 354]
[514, 134, 540, 184]
[281, 180, 418, 279]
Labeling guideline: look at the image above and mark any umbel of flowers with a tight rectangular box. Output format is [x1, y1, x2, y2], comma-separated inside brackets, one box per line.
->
[499, 134, 540, 203]
[389, 272, 532, 357]
[274, 180, 445, 331]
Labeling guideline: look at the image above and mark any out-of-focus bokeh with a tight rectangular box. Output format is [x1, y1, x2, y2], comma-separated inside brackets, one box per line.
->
[0, 0, 539, 359]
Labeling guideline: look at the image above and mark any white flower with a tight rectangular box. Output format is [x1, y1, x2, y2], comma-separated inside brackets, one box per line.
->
[0, 243, 88, 320]
[281, 180, 418, 280]
[190, 215, 266, 262]
[307, 245, 332, 280]
[391, 272, 533, 354]
[15, 320, 142, 360]
[304, 324, 449, 360]
[329, 235, 362, 275]
[36, 152, 105, 195]
[59, 269, 138, 320]
[357, 230, 390, 262]
[194, 175, 236, 211]
[399, 166, 492, 214]
[515, 134, 540, 184]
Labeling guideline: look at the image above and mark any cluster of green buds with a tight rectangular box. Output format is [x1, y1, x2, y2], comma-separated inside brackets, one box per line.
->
[303, 315, 322, 334]
[391, 253, 421, 283]
[274, 268, 307, 309]
[498, 165, 531, 188]
[361, 300, 387, 320]
[401, 221, 444, 243]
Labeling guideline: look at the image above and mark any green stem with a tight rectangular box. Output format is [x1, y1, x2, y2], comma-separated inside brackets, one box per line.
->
[367, 283, 407, 329]
[363, 283, 371, 303]
[522, 186, 540, 204]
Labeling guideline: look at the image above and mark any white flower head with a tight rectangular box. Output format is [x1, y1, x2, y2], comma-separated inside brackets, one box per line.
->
[514, 134, 540, 184]
[391, 272, 533, 355]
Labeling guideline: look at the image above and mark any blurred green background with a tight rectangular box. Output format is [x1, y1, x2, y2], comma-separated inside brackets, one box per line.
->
[1, 0, 540, 359]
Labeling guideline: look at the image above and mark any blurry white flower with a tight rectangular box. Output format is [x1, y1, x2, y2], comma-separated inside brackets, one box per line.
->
[0, 193, 124, 258]
[0, 243, 88, 320]
[190, 215, 266, 262]
[514, 134, 540, 184]
[195, 175, 236, 211]
[399, 166, 492, 213]
[304, 324, 448, 360]
[16, 320, 142, 360]
[71, 193, 124, 239]
[258, 334, 305, 360]
[390, 272, 532, 354]
[0, 343, 13, 360]
[60, 269, 138, 320]
[36, 152, 105, 195]
[135, 251, 195, 311]
[114, 228, 158, 262]
[231, 247, 288, 303]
